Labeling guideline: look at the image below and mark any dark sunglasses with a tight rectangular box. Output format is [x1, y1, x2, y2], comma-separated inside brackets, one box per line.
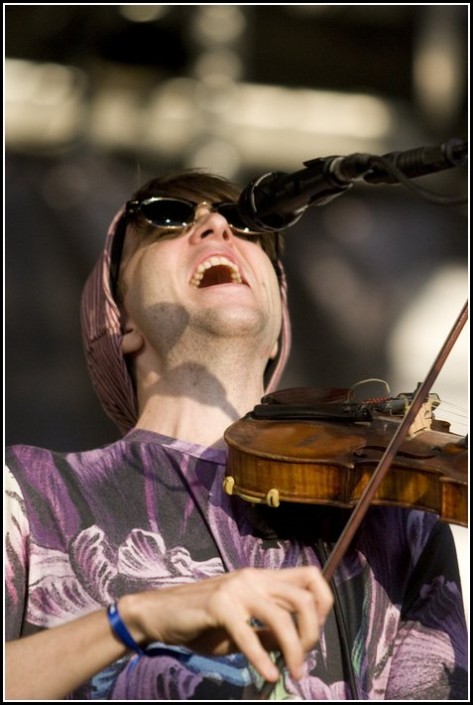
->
[109, 197, 280, 297]
[126, 197, 261, 235]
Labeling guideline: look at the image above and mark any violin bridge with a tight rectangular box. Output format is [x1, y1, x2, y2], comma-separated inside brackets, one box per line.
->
[404, 396, 436, 436]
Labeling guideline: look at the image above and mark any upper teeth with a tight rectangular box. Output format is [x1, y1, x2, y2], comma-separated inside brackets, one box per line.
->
[190, 255, 243, 287]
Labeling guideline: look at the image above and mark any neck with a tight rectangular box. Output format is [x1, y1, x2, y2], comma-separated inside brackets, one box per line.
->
[134, 351, 267, 448]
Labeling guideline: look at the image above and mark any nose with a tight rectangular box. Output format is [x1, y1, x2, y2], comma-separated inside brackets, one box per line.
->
[188, 202, 233, 244]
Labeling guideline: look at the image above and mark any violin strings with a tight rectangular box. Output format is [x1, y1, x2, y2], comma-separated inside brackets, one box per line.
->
[434, 398, 468, 433]
[436, 399, 468, 417]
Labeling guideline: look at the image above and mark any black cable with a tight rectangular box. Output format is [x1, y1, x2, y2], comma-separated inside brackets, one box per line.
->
[367, 155, 468, 207]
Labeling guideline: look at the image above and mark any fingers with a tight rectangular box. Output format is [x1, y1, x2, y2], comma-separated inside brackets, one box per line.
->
[127, 565, 332, 684]
[269, 565, 334, 623]
[254, 564, 332, 603]
[242, 603, 307, 681]
[205, 566, 333, 681]
[237, 566, 333, 646]
[223, 614, 282, 683]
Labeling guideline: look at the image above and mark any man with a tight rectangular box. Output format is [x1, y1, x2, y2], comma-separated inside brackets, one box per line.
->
[5, 170, 467, 699]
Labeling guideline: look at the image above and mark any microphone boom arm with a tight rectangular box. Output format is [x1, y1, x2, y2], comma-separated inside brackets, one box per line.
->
[238, 138, 467, 231]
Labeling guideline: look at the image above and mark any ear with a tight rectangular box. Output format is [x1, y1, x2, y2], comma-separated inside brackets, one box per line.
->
[121, 321, 145, 354]
[269, 339, 279, 360]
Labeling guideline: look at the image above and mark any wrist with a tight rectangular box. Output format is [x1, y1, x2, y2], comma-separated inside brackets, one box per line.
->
[116, 594, 148, 642]
[107, 596, 148, 656]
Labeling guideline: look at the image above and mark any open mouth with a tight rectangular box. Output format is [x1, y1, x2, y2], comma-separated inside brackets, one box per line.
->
[190, 255, 246, 288]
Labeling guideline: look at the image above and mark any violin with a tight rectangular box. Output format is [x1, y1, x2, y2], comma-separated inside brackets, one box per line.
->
[223, 384, 468, 528]
[224, 302, 468, 538]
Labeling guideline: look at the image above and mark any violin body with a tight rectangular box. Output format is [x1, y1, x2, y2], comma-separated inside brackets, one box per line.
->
[223, 388, 468, 527]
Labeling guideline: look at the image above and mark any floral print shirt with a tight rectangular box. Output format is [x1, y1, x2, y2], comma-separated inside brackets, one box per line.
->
[5, 429, 468, 699]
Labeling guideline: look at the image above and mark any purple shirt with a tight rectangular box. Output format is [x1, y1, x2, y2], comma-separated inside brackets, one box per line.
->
[5, 429, 468, 699]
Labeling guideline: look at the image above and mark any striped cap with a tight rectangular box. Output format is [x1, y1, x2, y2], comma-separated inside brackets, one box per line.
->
[80, 207, 291, 435]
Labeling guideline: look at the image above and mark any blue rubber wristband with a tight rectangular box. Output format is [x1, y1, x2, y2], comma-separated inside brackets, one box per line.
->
[107, 602, 146, 657]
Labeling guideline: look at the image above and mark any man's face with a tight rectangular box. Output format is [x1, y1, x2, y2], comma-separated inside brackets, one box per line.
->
[118, 202, 282, 367]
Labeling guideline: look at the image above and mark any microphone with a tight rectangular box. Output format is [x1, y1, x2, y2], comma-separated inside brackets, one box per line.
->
[238, 138, 467, 231]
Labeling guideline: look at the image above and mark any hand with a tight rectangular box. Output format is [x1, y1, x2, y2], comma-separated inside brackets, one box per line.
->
[120, 566, 333, 683]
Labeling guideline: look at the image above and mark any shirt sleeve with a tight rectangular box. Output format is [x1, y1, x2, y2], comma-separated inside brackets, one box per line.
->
[385, 519, 468, 699]
[4, 466, 31, 640]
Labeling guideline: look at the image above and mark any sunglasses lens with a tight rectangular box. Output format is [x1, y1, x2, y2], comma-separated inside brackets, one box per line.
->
[217, 203, 253, 233]
[140, 199, 194, 228]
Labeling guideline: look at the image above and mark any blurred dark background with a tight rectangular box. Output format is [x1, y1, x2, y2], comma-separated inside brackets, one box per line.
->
[5, 5, 468, 452]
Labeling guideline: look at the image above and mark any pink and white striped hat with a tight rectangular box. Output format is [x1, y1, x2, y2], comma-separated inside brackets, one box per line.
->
[80, 202, 291, 436]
